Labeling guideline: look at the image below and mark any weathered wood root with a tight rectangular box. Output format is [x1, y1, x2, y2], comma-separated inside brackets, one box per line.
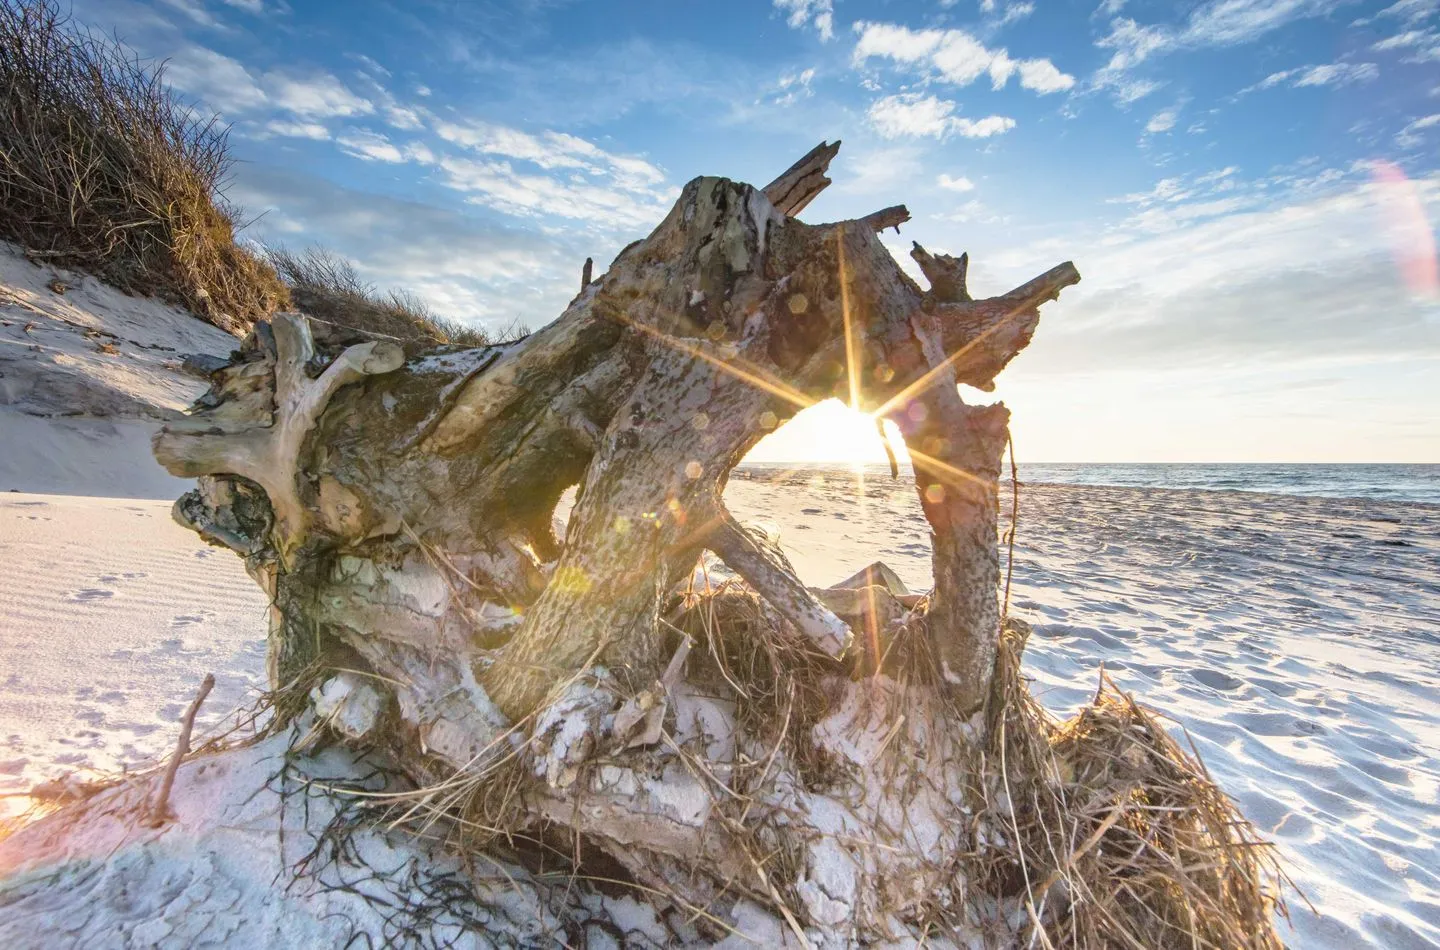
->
[150, 140, 1081, 939]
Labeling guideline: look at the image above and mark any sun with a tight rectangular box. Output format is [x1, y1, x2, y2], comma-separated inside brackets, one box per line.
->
[741, 398, 909, 467]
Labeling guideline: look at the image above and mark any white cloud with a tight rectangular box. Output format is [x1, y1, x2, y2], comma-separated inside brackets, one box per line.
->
[221, 0, 267, 11]
[157, 0, 225, 29]
[434, 120, 665, 190]
[163, 45, 373, 120]
[768, 67, 817, 105]
[1110, 77, 1163, 103]
[1251, 61, 1380, 90]
[1008, 172, 1440, 381]
[385, 106, 426, 130]
[436, 157, 671, 228]
[1375, 0, 1438, 24]
[347, 53, 392, 78]
[867, 93, 1016, 139]
[417, 120, 672, 227]
[164, 46, 269, 114]
[265, 119, 330, 140]
[1185, 0, 1338, 46]
[230, 164, 583, 326]
[336, 129, 407, 163]
[1398, 113, 1440, 146]
[1145, 107, 1177, 132]
[1092, 0, 1353, 100]
[852, 22, 1076, 94]
[268, 73, 374, 118]
[996, 2, 1036, 26]
[938, 173, 976, 191]
[836, 145, 926, 195]
[932, 199, 1003, 224]
[1373, 28, 1440, 62]
[1094, 0, 1127, 15]
[956, 115, 1019, 137]
[774, 0, 834, 41]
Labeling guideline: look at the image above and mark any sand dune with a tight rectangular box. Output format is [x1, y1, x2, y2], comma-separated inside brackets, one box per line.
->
[0, 241, 236, 499]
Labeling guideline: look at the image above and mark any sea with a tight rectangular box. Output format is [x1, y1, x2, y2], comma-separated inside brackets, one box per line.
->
[739, 462, 1440, 505]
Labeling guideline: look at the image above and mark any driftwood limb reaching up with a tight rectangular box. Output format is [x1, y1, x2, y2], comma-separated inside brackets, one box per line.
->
[762, 139, 840, 216]
[149, 140, 1083, 941]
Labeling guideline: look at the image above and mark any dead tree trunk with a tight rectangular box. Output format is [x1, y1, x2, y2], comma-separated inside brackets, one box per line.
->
[152, 141, 1079, 939]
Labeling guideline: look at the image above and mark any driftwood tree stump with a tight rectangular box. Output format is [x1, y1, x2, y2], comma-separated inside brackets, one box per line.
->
[153, 142, 1080, 942]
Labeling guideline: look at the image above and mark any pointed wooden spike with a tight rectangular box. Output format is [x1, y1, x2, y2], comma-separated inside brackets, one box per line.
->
[763, 140, 841, 217]
[860, 205, 910, 233]
[911, 242, 971, 302]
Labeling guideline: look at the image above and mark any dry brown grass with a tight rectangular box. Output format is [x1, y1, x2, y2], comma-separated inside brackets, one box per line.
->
[979, 620, 1294, 949]
[0, 0, 287, 333]
[267, 246, 521, 351]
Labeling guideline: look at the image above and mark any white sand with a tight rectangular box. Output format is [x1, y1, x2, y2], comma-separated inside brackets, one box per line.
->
[0, 493, 269, 815]
[0, 240, 236, 499]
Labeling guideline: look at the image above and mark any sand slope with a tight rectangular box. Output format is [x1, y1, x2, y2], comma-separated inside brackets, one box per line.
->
[0, 241, 237, 498]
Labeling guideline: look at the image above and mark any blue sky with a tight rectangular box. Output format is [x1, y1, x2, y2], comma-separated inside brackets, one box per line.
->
[78, 0, 1440, 462]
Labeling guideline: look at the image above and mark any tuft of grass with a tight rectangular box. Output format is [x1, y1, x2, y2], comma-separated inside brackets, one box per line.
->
[978, 621, 1293, 949]
[266, 246, 519, 350]
[0, 0, 287, 333]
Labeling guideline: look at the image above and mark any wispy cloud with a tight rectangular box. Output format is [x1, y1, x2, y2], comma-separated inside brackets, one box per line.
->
[1247, 61, 1381, 91]
[867, 92, 1016, 139]
[164, 44, 373, 119]
[765, 67, 816, 106]
[1398, 113, 1440, 147]
[1373, 28, 1440, 62]
[230, 164, 582, 325]
[774, 0, 834, 41]
[262, 118, 330, 140]
[852, 21, 1076, 94]
[1145, 107, 1178, 132]
[1372, 0, 1438, 26]
[335, 129, 407, 163]
[1092, 0, 1352, 100]
[994, 2, 1036, 27]
[1006, 171, 1440, 376]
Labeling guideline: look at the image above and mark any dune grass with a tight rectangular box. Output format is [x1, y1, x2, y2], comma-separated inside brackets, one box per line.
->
[265, 246, 512, 350]
[0, 0, 287, 333]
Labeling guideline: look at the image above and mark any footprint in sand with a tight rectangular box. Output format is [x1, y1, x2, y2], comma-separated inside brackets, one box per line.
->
[1190, 668, 1244, 691]
[801, 508, 822, 515]
[65, 588, 114, 602]
[172, 613, 205, 627]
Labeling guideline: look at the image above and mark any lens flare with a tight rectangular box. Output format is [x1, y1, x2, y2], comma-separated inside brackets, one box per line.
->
[1371, 161, 1440, 302]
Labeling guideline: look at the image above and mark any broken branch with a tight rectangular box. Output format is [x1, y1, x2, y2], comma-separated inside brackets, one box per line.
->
[147, 672, 214, 826]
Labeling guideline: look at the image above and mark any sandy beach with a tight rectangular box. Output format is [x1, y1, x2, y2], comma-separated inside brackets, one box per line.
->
[3, 467, 1437, 948]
